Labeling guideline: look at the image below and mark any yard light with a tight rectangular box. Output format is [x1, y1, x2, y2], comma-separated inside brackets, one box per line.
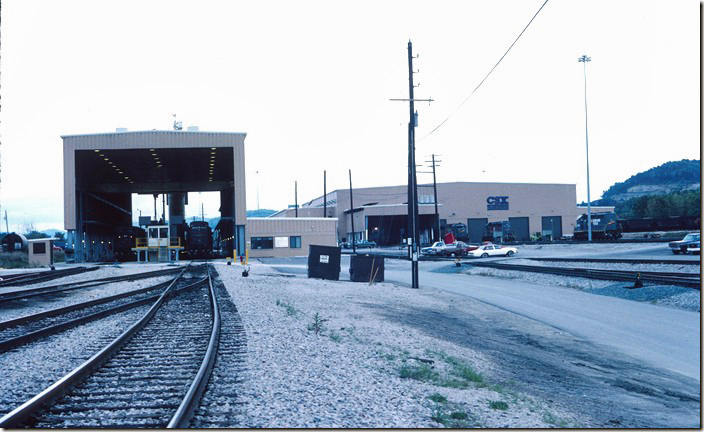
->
[578, 54, 593, 242]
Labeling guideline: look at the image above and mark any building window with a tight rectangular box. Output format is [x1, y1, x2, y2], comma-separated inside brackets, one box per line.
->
[274, 236, 289, 248]
[290, 236, 302, 249]
[251, 237, 273, 249]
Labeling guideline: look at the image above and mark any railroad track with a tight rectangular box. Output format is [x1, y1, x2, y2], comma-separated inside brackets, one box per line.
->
[466, 261, 701, 289]
[0, 272, 205, 353]
[0, 267, 183, 303]
[0, 267, 99, 288]
[0, 263, 223, 428]
[528, 257, 700, 265]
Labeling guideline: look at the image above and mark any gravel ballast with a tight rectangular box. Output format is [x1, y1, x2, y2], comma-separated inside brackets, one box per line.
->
[218, 264, 579, 428]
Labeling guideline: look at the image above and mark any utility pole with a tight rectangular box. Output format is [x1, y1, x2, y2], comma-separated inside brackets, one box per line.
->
[426, 154, 442, 242]
[295, 181, 298, 218]
[4, 211, 9, 233]
[323, 170, 327, 218]
[349, 169, 356, 253]
[390, 40, 433, 289]
[578, 54, 592, 242]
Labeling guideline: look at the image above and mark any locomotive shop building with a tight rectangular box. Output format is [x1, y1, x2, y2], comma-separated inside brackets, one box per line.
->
[278, 182, 581, 245]
[63, 130, 247, 262]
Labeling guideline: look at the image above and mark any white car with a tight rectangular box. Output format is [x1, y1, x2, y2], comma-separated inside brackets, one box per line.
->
[467, 244, 517, 258]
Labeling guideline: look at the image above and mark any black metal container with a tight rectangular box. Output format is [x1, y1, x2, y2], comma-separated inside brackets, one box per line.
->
[307, 245, 341, 281]
[349, 254, 385, 283]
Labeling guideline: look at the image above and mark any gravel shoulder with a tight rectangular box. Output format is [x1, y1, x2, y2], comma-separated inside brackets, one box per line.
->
[218, 264, 589, 428]
[217, 255, 700, 428]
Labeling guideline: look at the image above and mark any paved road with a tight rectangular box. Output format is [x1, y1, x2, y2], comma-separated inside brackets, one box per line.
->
[385, 260, 700, 380]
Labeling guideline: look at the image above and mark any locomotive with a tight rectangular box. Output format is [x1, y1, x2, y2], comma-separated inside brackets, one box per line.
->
[113, 226, 147, 261]
[574, 212, 622, 240]
[482, 221, 515, 243]
[450, 223, 470, 242]
[186, 221, 213, 259]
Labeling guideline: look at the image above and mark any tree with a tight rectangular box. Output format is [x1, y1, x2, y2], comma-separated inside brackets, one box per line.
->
[25, 230, 49, 240]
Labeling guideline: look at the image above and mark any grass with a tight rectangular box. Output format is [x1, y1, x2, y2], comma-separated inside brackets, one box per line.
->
[329, 331, 342, 342]
[275, 299, 299, 318]
[427, 393, 447, 403]
[489, 400, 509, 410]
[429, 404, 477, 428]
[397, 351, 485, 391]
[399, 363, 439, 381]
[542, 411, 570, 428]
[0, 252, 38, 269]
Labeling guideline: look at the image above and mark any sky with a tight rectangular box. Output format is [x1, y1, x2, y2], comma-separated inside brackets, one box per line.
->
[0, 0, 700, 232]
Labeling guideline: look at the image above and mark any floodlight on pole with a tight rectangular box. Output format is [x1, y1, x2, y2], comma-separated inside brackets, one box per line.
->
[578, 54, 592, 242]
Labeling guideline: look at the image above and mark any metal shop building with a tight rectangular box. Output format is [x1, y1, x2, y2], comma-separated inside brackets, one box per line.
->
[63, 130, 247, 262]
[276, 182, 581, 245]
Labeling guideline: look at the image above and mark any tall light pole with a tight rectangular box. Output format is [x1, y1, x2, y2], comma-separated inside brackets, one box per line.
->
[578, 54, 592, 242]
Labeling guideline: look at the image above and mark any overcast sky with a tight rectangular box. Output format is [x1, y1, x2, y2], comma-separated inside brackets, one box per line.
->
[1, 0, 700, 232]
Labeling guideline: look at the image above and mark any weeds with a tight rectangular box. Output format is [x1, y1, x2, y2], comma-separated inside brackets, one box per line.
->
[428, 393, 447, 403]
[399, 363, 439, 381]
[543, 411, 570, 428]
[0, 252, 36, 269]
[489, 400, 509, 410]
[329, 331, 342, 342]
[398, 351, 484, 390]
[275, 299, 299, 318]
[307, 312, 328, 335]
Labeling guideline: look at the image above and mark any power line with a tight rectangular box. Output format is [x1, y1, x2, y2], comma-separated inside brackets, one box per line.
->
[419, 0, 550, 141]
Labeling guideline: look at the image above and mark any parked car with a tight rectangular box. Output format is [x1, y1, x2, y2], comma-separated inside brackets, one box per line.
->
[342, 240, 377, 249]
[668, 232, 700, 255]
[467, 244, 518, 258]
[422, 241, 481, 257]
[421, 242, 444, 255]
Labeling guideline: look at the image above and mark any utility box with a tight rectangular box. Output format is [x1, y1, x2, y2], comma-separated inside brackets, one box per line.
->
[307, 244, 341, 281]
[349, 254, 385, 283]
[28, 238, 57, 267]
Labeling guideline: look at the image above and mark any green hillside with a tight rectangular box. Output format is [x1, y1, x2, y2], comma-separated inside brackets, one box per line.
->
[601, 159, 700, 202]
[588, 159, 700, 219]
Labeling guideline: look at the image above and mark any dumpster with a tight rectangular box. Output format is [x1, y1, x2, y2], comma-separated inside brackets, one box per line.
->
[307, 244, 341, 281]
[349, 254, 384, 283]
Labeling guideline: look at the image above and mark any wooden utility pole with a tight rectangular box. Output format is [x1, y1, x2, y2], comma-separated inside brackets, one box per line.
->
[295, 181, 298, 218]
[390, 40, 433, 289]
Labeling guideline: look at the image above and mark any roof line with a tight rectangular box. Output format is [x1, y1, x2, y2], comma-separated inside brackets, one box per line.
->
[61, 130, 247, 138]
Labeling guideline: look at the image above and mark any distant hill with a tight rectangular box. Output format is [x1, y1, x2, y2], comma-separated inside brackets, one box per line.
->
[600, 159, 700, 203]
[246, 209, 277, 218]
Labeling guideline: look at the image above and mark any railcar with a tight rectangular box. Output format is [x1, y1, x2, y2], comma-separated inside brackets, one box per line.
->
[574, 212, 622, 240]
[186, 221, 213, 259]
[450, 223, 469, 242]
[113, 226, 146, 261]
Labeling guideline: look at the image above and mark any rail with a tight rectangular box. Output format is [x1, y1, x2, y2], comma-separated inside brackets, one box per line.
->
[0, 263, 193, 428]
[167, 263, 221, 428]
[466, 261, 700, 289]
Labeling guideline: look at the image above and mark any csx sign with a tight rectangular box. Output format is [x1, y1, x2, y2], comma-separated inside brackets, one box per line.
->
[487, 196, 509, 211]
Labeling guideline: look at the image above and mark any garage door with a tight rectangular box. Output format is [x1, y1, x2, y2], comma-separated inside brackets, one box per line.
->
[541, 216, 562, 240]
[467, 218, 488, 243]
[508, 217, 530, 241]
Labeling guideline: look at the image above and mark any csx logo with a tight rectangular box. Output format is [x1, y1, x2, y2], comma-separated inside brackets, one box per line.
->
[487, 196, 509, 210]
